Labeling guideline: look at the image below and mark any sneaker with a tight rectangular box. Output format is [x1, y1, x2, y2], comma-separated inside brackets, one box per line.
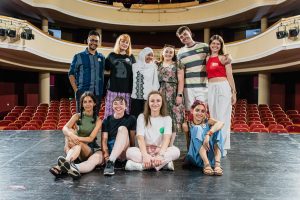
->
[68, 162, 81, 179]
[57, 156, 81, 179]
[57, 156, 68, 173]
[125, 160, 143, 171]
[163, 161, 174, 171]
[103, 160, 115, 176]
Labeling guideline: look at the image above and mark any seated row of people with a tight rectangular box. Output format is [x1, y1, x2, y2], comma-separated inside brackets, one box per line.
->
[49, 91, 224, 179]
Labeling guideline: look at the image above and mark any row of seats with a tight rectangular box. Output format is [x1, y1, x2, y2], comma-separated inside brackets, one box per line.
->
[1, 99, 299, 133]
[231, 100, 300, 133]
[0, 99, 105, 130]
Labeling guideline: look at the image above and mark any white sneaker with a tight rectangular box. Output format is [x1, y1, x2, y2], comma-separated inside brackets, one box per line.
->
[163, 161, 174, 171]
[125, 160, 143, 171]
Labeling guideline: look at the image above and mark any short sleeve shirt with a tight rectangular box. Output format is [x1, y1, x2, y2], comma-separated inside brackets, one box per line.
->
[102, 114, 136, 141]
[136, 114, 172, 147]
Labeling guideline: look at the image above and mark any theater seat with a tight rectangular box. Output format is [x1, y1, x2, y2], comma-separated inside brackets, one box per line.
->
[251, 128, 269, 133]
[286, 125, 300, 133]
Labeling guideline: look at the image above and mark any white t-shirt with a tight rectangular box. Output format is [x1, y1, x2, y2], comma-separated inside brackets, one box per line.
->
[136, 114, 172, 147]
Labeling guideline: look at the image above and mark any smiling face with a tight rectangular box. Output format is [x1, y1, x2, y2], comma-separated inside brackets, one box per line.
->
[119, 39, 130, 52]
[192, 104, 207, 124]
[177, 30, 193, 46]
[162, 47, 175, 62]
[145, 52, 154, 64]
[148, 93, 162, 113]
[87, 35, 100, 51]
[210, 39, 221, 54]
[112, 99, 127, 116]
[82, 96, 96, 113]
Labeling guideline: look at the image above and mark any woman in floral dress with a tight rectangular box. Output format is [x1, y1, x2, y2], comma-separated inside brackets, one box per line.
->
[157, 45, 185, 146]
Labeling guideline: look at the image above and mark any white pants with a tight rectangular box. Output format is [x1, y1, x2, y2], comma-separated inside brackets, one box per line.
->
[208, 80, 232, 150]
[184, 87, 208, 110]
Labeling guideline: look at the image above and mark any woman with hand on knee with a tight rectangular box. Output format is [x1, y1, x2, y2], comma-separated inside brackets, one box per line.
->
[125, 91, 180, 171]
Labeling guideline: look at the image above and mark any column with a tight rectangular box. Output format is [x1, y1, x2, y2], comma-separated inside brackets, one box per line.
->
[39, 72, 50, 104]
[204, 28, 210, 44]
[261, 17, 268, 33]
[42, 18, 49, 33]
[96, 28, 102, 46]
[258, 73, 270, 105]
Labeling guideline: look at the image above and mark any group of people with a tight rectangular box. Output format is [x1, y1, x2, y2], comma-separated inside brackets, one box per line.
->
[49, 25, 236, 179]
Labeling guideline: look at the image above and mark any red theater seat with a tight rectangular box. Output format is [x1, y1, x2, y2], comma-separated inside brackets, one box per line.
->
[250, 124, 265, 131]
[0, 120, 13, 126]
[286, 110, 298, 115]
[251, 128, 269, 133]
[270, 128, 288, 133]
[268, 124, 284, 132]
[278, 121, 293, 127]
[233, 127, 250, 132]
[286, 125, 300, 133]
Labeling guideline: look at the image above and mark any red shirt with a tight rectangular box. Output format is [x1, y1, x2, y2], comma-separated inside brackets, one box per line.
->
[206, 56, 227, 79]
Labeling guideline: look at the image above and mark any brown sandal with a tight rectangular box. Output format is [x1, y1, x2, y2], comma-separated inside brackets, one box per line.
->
[203, 164, 214, 176]
[49, 165, 62, 177]
[214, 161, 223, 176]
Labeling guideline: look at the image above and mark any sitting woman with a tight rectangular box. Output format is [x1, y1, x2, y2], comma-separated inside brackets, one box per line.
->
[183, 100, 225, 176]
[49, 91, 102, 179]
[125, 91, 180, 171]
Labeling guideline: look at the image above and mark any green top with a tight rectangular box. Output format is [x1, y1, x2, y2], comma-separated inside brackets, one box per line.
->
[77, 114, 96, 137]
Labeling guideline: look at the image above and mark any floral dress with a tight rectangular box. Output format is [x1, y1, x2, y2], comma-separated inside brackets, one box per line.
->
[157, 62, 185, 133]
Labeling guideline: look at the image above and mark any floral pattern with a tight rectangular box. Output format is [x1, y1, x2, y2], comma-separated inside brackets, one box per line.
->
[158, 62, 185, 132]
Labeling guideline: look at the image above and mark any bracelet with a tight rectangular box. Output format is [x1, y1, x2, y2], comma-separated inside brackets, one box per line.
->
[177, 93, 183, 97]
[207, 130, 213, 136]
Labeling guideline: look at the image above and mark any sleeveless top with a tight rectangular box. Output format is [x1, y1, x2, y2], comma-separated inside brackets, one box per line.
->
[77, 114, 96, 137]
[206, 56, 227, 79]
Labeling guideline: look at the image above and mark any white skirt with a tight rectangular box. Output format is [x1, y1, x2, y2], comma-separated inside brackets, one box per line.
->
[208, 80, 232, 150]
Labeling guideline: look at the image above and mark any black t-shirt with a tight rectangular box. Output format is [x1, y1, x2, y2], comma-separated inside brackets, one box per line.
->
[105, 52, 136, 93]
[102, 114, 136, 141]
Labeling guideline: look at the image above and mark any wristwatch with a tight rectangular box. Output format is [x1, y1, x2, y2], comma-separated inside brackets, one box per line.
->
[177, 93, 183, 97]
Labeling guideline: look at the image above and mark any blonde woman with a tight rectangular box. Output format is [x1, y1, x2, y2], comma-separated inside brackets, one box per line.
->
[104, 34, 136, 119]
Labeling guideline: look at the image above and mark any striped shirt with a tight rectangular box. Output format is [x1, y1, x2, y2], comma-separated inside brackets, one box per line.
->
[177, 42, 209, 89]
[68, 48, 105, 96]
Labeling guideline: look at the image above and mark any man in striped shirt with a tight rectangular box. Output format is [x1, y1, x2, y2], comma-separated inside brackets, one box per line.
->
[176, 26, 209, 110]
[177, 26, 231, 110]
[69, 30, 105, 114]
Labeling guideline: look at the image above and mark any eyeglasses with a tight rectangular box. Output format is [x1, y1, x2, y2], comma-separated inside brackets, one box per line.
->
[89, 39, 99, 43]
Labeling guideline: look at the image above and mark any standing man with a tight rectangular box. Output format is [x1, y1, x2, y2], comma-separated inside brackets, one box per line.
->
[176, 26, 209, 110]
[69, 30, 105, 114]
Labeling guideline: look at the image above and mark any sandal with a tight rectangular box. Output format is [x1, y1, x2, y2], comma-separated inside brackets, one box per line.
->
[214, 161, 223, 176]
[203, 164, 214, 176]
[49, 165, 63, 177]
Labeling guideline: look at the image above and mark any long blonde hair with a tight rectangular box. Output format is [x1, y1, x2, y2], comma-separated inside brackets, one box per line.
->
[143, 91, 168, 126]
[113, 34, 132, 55]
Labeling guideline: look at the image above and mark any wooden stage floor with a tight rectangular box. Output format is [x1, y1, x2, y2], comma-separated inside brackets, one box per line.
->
[0, 131, 300, 200]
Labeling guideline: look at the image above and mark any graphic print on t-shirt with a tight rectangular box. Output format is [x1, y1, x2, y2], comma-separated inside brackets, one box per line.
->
[113, 58, 130, 79]
[159, 127, 165, 135]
